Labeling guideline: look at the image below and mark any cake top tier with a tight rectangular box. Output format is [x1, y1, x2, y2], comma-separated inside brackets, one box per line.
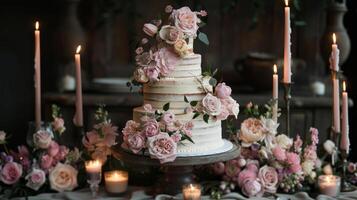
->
[131, 6, 208, 85]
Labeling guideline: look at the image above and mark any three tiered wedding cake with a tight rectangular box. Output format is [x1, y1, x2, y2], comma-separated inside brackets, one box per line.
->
[122, 6, 239, 163]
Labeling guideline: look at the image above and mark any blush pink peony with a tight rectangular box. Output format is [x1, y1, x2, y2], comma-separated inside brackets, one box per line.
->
[127, 133, 146, 154]
[142, 119, 160, 137]
[171, 7, 199, 37]
[215, 82, 232, 99]
[238, 118, 266, 147]
[0, 162, 23, 185]
[153, 47, 179, 76]
[202, 93, 222, 116]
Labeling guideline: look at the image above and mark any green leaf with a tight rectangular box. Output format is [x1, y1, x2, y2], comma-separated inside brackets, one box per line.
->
[163, 102, 170, 111]
[193, 112, 200, 119]
[183, 134, 195, 144]
[190, 101, 198, 107]
[203, 114, 210, 123]
[184, 95, 189, 103]
[198, 32, 209, 45]
[212, 68, 218, 77]
[209, 77, 217, 86]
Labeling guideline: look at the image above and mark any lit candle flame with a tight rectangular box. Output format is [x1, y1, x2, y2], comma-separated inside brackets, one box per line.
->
[35, 21, 39, 30]
[285, 0, 289, 6]
[85, 159, 101, 168]
[333, 33, 336, 44]
[343, 81, 346, 92]
[273, 64, 277, 74]
[76, 45, 81, 54]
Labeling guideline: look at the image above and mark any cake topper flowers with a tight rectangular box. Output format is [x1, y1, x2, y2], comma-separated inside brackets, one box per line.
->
[129, 5, 209, 89]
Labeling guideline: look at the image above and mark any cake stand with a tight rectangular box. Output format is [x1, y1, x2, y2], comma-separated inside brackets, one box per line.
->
[112, 141, 239, 195]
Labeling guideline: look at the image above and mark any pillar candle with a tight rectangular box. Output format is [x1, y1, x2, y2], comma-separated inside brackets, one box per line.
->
[283, 0, 291, 83]
[74, 45, 83, 127]
[330, 33, 340, 72]
[272, 64, 278, 123]
[340, 81, 349, 153]
[332, 78, 340, 133]
[34, 21, 41, 129]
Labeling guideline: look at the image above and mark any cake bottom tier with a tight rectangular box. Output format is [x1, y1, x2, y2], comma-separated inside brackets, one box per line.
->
[133, 106, 226, 155]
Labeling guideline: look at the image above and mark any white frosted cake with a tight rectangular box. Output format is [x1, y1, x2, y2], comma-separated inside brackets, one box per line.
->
[132, 54, 225, 154]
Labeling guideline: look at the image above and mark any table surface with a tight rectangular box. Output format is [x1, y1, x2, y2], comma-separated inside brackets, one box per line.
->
[5, 187, 357, 200]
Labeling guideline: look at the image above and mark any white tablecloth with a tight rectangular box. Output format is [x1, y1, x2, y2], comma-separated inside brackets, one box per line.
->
[4, 188, 357, 200]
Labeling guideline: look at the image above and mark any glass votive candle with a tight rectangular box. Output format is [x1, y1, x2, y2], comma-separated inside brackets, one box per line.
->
[318, 175, 341, 197]
[104, 170, 129, 194]
[85, 160, 102, 198]
[182, 183, 201, 200]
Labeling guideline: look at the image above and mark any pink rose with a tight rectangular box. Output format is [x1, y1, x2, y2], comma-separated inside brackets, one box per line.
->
[246, 160, 259, 173]
[171, 7, 199, 37]
[25, 168, 46, 191]
[212, 162, 225, 175]
[33, 130, 52, 149]
[171, 132, 182, 143]
[161, 111, 175, 124]
[202, 93, 222, 116]
[241, 178, 264, 197]
[272, 146, 286, 161]
[127, 133, 146, 154]
[159, 25, 183, 44]
[142, 23, 158, 37]
[47, 141, 60, 157]
[144, 65, 160, 81]
[220, 97, 240, 118]
[215, 82, 232, 99]
[54, 145, 69, 161]
[52, 117, 65, 134]
[238, 169, 257, 187]
[0, 162, 22, 185]
[122, 120, 140, 136]
[143, 119, 160, 137]
[147, 133, 177, 164]
[153, 47, 179, 76]
[258, 165, 278, 193]
[40, 154, 53, 170]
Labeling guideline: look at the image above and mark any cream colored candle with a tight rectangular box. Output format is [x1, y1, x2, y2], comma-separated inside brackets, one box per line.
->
[340, 81, 349, 153]
[104, 171, 129, 194]
[182, 184, 201, 200]
[34, 21, 41, 129]
[330, 33, 340, 72]
[74, 45, 83, 127]
[332, 78, 340, 133]
[85, 160, 102, 173]
[283, 0, 291, 83]
[318, 175, 340, 197]
[272, 64, 278, 123]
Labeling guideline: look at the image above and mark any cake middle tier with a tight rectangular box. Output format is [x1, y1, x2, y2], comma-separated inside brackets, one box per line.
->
[143, 76, 212, 114]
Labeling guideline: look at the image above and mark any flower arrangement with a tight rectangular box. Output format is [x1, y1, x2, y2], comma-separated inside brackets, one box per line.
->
[0, 105, 81, 198]
[209, 102, 321, 198]
[82, 106, 119, 164]
[121, 103, 194, 164]
[129, 5, 208, 87]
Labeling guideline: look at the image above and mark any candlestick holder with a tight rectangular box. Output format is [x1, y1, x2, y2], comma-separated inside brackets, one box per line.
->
[340, 150, 355, 192]
[283, 82, 292, 137]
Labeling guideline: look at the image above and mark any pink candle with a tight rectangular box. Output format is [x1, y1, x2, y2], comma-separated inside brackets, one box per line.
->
[283, 0, 291, 83]
[340, 81, 349, 153]
[74, 45, 83, 127]
[330, 33, 340, 72]
[332, 78, 340, 133]
[34, 21, 41, 129]
[273, 64, 278, 122]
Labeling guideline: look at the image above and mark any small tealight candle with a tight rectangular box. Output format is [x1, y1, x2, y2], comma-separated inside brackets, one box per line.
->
[85, 160, 102, 173]
[182, 184, 201, 200]
[104, 170, 129, 194]
[318, 175, 341, 197]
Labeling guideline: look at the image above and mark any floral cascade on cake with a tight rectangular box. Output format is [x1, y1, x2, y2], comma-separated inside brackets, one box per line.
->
[210, 102, 320, 198]
[123, 5, 240, 163]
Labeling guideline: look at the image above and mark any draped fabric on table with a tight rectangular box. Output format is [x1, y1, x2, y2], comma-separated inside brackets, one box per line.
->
[5, 189, 357, 200]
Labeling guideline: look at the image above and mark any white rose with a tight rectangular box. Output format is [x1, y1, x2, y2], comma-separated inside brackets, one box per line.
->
[302, 160, 314, 175]
[323, 140, 336, 155]
[33, 130, 52, 149]
[49, 163, 78, 192]
[134, 67, 149, 83]
[275, 134, 293, 149]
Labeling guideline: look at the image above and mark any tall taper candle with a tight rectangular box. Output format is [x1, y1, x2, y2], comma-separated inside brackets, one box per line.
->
[273, 64, 279, 123]
[331, 33, 340, 72]
[74, 45, 83, 127]
[332, 78, 340, 133]
[341, 81, 349, 153]
[34, 21, 41, 129]
[283, 0, 291, 83]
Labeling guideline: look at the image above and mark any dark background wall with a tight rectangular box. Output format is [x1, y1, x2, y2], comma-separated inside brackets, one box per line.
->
[0, 0, 356, 160]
